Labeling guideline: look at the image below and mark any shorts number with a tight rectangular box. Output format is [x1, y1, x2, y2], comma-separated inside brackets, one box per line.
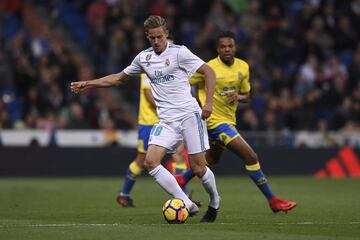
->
[151, 125, 163, 136]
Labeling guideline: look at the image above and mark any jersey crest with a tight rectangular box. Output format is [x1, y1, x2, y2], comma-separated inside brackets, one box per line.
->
[146, 54, 152, 66]
[238, 72, 243, 81]
[146, 54, 152, 61]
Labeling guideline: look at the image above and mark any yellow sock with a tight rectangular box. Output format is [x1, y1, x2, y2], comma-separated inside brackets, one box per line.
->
[129, 161, 143, 176]
[245, 162, 261, 171]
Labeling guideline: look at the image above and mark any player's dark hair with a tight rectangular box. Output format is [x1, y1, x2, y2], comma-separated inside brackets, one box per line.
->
[215, 31, 236, 47]
[144, 15, 168, 32]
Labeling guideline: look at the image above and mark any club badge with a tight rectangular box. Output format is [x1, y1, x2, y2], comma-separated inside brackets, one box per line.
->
[238, 72, 243, 81]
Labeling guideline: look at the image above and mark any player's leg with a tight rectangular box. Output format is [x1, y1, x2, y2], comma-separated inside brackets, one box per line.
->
[117, 125, 152, 207]
[170, 144, 192, 189]
[182, 112, 221, 222]
[167, 144, 203, 206]
[166, 144, 189, 193]
[145, 123, 198, 215]
[168, 144, 188, 175]
[205, 142, 224, 165]
[175, 142, 223, 188]
[117, 153, 145, 207]
[226, 135, 297, 212]
[187, 152, 221, 222]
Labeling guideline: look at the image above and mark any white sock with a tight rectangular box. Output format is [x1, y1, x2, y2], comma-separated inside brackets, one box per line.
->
[201, 167, 221, 209]
[149, 165, 193, 207]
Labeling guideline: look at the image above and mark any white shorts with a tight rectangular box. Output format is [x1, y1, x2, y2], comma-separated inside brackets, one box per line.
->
[148, 112, 210, 154]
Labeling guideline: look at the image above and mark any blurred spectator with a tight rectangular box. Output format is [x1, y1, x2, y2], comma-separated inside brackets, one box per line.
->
[37, 109, 56, 130]
[0, 0, 359, 135]
[310, 16, 333, 55]
[107, 28, 130, 73]
[240, 0, 264, 38]
[294, 54, 319, 96]
[261, 109, 283, 131]
[103, 117, 119, 146]
[0, 100, 13, 129]
[333, 16, 358, 52]
[22, 87, 48, 122]
[333, 96, 353, 130]
[0, 50, 14, 89]
[348, 45, 360, 92]
[87, 0, 108, 27]
[67, 102, 90, 129]
[321, 55, 348, 98]
[240, 108, 260, 131]
[47, 82, 65, 111]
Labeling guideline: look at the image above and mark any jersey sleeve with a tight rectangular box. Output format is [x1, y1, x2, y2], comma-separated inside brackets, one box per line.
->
[239, 62, 251, 93]
[189, 72, 204, 85]
[124, 52, 143, 76]
[141, 74, 151, 90]
[178, 46, 205, 77]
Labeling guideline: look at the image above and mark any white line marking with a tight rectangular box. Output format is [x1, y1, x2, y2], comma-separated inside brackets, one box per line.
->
[0, 222, 359, 228]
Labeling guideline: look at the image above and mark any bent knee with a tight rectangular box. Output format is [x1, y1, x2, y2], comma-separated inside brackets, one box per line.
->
[135, 154, 146, 168]
[206, 154, 220, 165]
[245, 151, 258, 165]
[144, 157, 157, 171]
[191, 165, 207, 177]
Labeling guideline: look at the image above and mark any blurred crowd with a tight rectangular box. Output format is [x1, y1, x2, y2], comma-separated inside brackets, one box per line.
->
[0, 0, 360, 134]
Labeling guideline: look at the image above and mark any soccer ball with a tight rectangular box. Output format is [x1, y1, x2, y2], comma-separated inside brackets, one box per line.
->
[162, 198, 189, 224]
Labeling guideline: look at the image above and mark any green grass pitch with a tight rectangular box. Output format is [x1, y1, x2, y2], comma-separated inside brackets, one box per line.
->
[0, 177, 359, 240]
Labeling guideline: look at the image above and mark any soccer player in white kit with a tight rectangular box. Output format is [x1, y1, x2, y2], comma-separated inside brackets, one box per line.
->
[71, 15, 221, 223]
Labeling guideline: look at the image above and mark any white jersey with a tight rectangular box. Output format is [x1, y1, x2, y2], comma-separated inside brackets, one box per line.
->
[124, 42, 204, 122]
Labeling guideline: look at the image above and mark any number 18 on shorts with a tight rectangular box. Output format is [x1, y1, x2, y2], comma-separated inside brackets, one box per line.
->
[149, 112, 210, 154]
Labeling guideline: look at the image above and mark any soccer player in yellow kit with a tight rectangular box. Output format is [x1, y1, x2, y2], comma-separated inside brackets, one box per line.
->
[116, 73, 158, 207]
[176, 31, 296, 214]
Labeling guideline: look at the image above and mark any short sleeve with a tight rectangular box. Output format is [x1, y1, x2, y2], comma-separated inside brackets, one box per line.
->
[141, 74, 151, 89]
[124, 52, 143, 76]
[178, 46, 205, 77]
[189, 72, 204, 85]
[239, 63, 251, 93]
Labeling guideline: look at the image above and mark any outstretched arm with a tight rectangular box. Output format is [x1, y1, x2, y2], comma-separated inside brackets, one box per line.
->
[196, 63, 215, 120]
[71, 71, 129, 94]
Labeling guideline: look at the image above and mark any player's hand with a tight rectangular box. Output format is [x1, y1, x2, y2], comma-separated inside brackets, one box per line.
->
[225, 92, 238, 104]
[71, 81, 87, 94]
[201, 103, 213, 120]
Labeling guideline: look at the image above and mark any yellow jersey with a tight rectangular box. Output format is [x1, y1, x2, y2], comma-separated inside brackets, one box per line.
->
[138, 74, 159, 125]
[190, 56, 250, 129]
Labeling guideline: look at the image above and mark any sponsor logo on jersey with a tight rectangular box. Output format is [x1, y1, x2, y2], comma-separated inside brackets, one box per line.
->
[151, 70, 175, 84]
[220, 86, 236, 96]
[155, 70, 163, 77]
[151, 75, 175, 84]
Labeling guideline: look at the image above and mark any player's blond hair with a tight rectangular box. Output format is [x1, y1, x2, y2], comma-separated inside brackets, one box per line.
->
[144, 15, 168, 32]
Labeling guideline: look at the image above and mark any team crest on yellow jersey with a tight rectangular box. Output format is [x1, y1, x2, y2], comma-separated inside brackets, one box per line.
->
[238, 72, 243, 81]
[165, 58, 170, 66]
